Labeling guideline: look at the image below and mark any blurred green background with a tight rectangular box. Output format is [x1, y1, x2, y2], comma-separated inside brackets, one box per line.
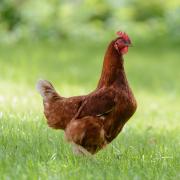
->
[0, 0, 180, 44]
[0, 0, 180, 179]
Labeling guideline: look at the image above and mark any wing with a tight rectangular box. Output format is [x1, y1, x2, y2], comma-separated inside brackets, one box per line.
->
[77, 87, 116, 118]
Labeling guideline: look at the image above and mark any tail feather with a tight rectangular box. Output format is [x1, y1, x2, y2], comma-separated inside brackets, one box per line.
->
[36, 79, 59, 100]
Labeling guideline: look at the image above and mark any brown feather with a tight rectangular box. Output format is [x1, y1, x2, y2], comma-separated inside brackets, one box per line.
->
[37, 35, 137, 155]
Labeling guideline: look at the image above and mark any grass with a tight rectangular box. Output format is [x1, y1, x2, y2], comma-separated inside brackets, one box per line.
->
[0, 39, 179, 180]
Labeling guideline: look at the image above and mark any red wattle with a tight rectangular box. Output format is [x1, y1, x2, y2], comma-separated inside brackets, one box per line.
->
[121, 47, 128, 54]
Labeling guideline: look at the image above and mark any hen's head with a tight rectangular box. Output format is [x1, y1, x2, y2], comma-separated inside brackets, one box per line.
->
[114, 31, 132, 55]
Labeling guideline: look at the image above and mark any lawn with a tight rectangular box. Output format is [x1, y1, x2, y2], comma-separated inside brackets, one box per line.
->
[0, 39, 179, 180]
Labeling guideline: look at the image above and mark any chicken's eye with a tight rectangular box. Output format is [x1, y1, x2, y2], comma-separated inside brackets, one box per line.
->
[121, 39, 126, 43]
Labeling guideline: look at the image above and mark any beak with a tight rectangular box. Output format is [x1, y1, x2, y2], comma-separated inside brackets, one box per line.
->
[125, 42, 133, 47]
[128, 44, 133, 47]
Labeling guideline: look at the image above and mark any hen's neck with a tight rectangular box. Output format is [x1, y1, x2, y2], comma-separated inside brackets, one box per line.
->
[97, 40, 128, 88]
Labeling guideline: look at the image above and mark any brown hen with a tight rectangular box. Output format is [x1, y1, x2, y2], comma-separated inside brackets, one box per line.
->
[37, 31, 137, 155]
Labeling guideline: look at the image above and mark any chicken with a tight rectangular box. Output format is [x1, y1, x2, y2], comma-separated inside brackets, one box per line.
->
[37, 31, 137, 155]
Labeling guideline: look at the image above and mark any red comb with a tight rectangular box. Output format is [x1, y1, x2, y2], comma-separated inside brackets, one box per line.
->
[116, 31, 130, 41]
